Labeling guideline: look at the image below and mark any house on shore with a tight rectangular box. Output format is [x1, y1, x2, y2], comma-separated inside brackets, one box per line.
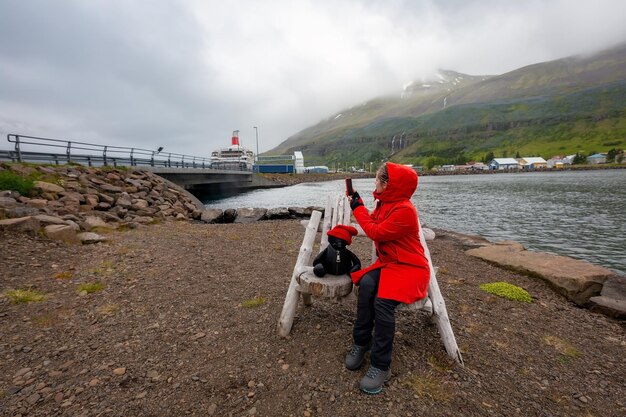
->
[562, 155, 576, 165]
[547, 156, 565, 168]
[587, 153, 608, 164]
[518, 157, 548, 170]
[489, 158, 520, 170]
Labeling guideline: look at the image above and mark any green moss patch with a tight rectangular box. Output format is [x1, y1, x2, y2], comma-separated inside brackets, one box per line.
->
[404, 373, 453, 402]
[5, 288, 47, 304]
[77, 282, 105, 294]
[242, 297, 265, 308]
[0, 171, 35, 195]
[479, 282, 532, 303]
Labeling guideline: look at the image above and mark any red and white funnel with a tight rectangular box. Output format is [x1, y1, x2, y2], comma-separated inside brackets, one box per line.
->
[231, 130, 240, 146]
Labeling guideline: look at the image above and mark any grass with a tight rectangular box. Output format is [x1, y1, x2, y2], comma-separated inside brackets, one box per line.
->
[427, 354, 455, 372]
[479, 282, 532, 303]
[77, 282, 105, 294]
[5, 288, 47, 304]
[0, 170, 35, 195]
[242, 296, 265, 308]
[33, 315, 57, 327]
[53, 271, 73, 280]
[404, 372, 453, 403]
[97, 303, 120, 316]
[543, 335, 580, 361]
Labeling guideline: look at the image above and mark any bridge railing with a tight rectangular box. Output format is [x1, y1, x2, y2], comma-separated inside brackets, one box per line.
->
[1, 134, 250, 171]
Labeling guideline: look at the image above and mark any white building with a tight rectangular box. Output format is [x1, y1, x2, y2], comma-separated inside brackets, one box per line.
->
[489, 158, 520, 170]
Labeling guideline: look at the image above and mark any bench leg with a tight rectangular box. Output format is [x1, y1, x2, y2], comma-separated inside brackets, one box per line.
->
[302, 293, 313, 306]
[278, 210, 322, 337]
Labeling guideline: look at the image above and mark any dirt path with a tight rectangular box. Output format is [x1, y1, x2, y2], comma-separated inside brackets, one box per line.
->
[1, 220, 624, 417]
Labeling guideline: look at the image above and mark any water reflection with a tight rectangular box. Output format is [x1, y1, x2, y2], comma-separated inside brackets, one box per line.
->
[205, 170, 626, 274]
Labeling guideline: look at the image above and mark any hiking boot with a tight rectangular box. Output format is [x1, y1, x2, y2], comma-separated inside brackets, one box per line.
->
[344, 344, 370, 370]
[359, 366, 391, 395]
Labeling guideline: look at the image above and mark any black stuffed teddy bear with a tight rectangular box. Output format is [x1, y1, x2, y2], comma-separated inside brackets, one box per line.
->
[313, 224, 361, 277]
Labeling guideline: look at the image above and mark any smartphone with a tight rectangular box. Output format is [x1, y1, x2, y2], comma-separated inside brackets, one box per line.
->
[345, 178, 354, 196]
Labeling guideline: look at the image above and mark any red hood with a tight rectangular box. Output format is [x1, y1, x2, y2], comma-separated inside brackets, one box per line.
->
[373, 162, 418, 203]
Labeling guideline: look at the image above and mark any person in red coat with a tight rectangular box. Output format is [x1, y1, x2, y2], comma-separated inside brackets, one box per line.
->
[346, 162, 430, 394]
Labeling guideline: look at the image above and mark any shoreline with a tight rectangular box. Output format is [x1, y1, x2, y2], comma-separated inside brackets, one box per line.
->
[256, 164, 626, 187]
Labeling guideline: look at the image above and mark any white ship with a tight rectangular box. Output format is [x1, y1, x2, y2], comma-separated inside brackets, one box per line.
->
[210, 130, 255, 171]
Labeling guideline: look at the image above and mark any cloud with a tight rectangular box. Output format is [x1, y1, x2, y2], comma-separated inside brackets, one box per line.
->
[0, 0, 625, 157]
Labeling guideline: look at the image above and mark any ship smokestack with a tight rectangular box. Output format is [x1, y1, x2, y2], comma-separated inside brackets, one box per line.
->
[231, 130, 240, 146]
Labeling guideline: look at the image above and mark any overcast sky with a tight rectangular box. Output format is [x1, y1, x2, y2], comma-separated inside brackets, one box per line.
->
[1, 0, 625, 157]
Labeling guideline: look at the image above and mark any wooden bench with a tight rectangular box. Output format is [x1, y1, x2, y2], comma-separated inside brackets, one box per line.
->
[278, 194, 463, 365]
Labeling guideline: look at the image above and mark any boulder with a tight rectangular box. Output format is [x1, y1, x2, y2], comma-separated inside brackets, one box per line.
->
[200, 209, 224, 223]
[65, 220, 81, 231]
[589, 296, 626, 319]
[34, 214, 67, 226]
[266, 207, 291, 220]
[34, 181, 64, 193]
[77, 232, 107, 244]
[0, 196, 18, 207]
[0, 216, 40, 234]
[131, 199, 149, 210]
[234, 207, 267, 224]
[466, 241, 616, 306]
[115, 192, 132, 208]
[4, 206, 40, 218]
[84, 195, 99, 207]
[26, 199, 48, 209]
[83, 216, 115, 231]
[223, 209, 237, 223]
[96, 202, 112, 211]
[98, 193, 115, 204]
[100, 184, 124, 193]
[589, 276, 626, 319]
[288, 207, 310, 217]
[422, 227, 436, 241]
[58, 191, 84, 204]
[44, 224, 80, 244]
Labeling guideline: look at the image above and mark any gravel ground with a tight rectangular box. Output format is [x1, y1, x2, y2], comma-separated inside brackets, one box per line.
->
[1, 220, 625, 417]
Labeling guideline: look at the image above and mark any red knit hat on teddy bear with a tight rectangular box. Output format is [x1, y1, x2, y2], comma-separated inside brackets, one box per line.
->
[327, 224, 358, 245]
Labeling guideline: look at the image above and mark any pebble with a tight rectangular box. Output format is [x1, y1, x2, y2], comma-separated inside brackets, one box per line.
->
[26, 393, 40, 405]
[89, 378, 100, 386]
[207, 403, 217, 415]
[136, 391, 147, 399]
[54, 392, 64, 403]
[282, 364, 290, 370]
[14, 368, 31, 378]
[303, 411, 311, 417]
[113, 367, 126, 376]
[6, 386, 22, 395]
[248, 380, 256, 388]
[248, 407, 257, 415]
[247, 391, 255, 398]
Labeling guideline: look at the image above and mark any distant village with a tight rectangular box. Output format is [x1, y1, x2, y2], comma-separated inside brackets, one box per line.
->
[433, 151, 625, 173]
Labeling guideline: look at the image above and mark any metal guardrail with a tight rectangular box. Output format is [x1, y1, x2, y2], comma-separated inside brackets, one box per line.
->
[0, 134, 251, 171]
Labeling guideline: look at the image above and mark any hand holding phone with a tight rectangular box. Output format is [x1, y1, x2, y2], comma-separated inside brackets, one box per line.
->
[345, 178, 354, 196]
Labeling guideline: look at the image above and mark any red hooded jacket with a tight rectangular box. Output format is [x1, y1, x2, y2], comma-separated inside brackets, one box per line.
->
[351, 163, 430, 303]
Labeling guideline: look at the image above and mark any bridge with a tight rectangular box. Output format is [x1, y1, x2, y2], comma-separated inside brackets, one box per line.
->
[0, 134, 282, 199]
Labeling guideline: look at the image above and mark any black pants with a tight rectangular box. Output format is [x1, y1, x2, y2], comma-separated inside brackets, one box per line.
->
[353, 269, 400, 371]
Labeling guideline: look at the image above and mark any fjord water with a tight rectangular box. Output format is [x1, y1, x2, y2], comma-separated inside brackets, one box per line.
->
[205, 170, 626, 275]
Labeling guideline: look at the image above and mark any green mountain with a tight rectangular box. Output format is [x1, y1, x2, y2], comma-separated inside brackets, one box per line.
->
[269, 43, 626, 167]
